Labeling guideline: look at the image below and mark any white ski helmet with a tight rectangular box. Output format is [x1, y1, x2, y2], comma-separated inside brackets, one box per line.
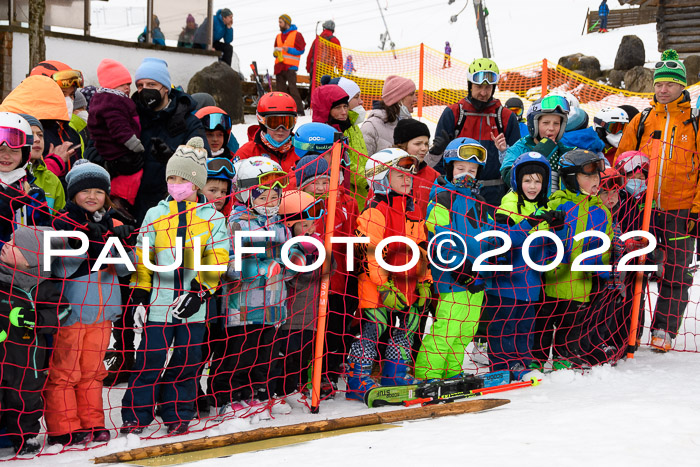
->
[0, 112, 33, 167]
[235, 156, 287, 204]
[365, 148, 418, 195]
[593, 107, 629, 148]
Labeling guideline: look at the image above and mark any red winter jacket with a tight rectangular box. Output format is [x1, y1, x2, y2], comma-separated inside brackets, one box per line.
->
[307, 29, 342, 74]
[413, 162, 440, 219]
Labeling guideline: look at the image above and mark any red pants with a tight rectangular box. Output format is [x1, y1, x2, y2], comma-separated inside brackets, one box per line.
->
[44, 320, 111, 435]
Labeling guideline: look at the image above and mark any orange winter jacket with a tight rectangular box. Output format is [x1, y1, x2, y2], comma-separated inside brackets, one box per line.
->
[616, 91, 700, 213]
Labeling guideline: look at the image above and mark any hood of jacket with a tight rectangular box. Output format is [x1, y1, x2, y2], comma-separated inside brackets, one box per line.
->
[0, 75, 70, 121]
[311, 85, 349, 124]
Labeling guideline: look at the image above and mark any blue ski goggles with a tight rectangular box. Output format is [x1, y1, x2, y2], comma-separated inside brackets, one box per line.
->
[207, 157, 235, 178]
[201, 112, 232, 132]
[469, 70, 499, 85]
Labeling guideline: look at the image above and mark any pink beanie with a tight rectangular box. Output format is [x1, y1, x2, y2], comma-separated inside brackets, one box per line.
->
[382, 75, 416, 106]
[97, 59, 132, 89]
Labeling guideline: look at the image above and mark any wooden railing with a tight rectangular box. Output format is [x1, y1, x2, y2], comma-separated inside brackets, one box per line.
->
[585, 7, 657, 33]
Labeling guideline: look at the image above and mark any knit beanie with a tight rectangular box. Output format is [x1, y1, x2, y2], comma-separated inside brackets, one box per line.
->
[134, 57, 171, 89]
[280, 14, 292, 25]
[382, 75, 416, 106]
[166, 137, 208, 189]
[331, 77, 361, 100]
[18, 113, 43, 133]
[187, 14, 195, 23]
[97, 58, 132, 89]
[394, 118, 430, 145]
[65, 159, 111, 200]
[654, 49, 686, 87]
[13, 226, 66, 281]
[323, 20, 335, 31]
[296, 154, 330, 187]
[72, 90, 87, 110]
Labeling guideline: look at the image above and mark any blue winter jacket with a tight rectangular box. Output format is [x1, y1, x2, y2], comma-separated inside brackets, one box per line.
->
[519, 121, 529, 139]
[426, 181, 494, 295]
[599, 2, 609, 17]
[560, 127, 606, 155]
[193, 9, 233, 45]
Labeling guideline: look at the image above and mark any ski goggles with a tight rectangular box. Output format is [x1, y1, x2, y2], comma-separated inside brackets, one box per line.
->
[258, 113, 297, 131]
[616, 155, 649, 174]
[238, 170, 289, 190]
[207, 157, 235, 178]
[655, 60, 682, 69]
[600, 170, 624, 191]
[469, 70, 499, 85]
[293, 139, 334, 155]
[201, 113, 232, 132]
[540, 95, 570, 114]
[602, 121, 626, 135]
[393, 155, 419, 174]
[444, 144, 488, 164]
[579, 159, 606, 175]
[52, 70, 84, 89]
[508, 106, 523, 117]
[300, 198, 326, 220]
[0, 126, 28, 148]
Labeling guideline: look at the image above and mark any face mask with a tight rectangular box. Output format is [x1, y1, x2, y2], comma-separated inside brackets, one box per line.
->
[263, 132, 291, 149]
[352, 105, 366, 124]
[399, 104, 412, 120]
[139, 88, 164, 109]
[167, 182, 196, 202]
[254, 205, 279, 217]
[65, 96, 74, 116]
[453, 172, 479, 191]
[77, 110, 89, 122]
[625, 179, 646, 196]
[606, 133, 622, 148]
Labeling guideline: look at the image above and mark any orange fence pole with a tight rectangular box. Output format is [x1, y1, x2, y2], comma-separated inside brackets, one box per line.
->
[418, 43, 424, 118]
[541, 58, 548, 97]
[627, 132, 662, 358]
[310, 139, 343, 412]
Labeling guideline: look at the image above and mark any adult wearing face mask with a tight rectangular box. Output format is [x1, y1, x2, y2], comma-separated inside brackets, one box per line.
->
[131, 57, 208, 224]
[361, 75, 416, 156]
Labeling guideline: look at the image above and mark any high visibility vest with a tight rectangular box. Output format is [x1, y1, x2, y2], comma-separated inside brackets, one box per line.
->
[276, 30, 301, 68]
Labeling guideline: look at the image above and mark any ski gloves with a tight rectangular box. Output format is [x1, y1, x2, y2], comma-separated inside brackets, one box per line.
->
[378, 280, 409, 311]
[169, 279, 212, 320]
[452, 259, 485, 294]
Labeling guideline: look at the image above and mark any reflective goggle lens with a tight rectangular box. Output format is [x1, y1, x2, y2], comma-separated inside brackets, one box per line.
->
[395, 155, 419, 174]
[458, 145, 487, 163]
[541, 95, 570, 114]
[207, 157, 235, 178]
[293, 139, 333, 154]
[263, 114, 297, 131]
[0, 127, 27, 149]
[258, 171, 289, 189]
[508, 106, 523, 117]
[580, 160, 605, 175]
[303, 199, 326, 220]
[470, 70, 499, 85]
[605, 121, 626, 135]
[202, 113, 232, 132]
[601, 173, 624, 190]
[53, 70, 84, 88]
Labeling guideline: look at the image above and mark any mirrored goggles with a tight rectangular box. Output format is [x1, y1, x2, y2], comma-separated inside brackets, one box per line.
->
[508, 106, 523, 117]
[53, 70, 84, 89]
[301, 198, 326, 220]
[239, 170, 289, 190]
[617, 157, 649, 175]
[470, 70, 499, 85]
[540, 95, 570, 114]
[207, 157, 235, 178]
[293, 139, 334, 155]
[202, 113, 232, 132]
[394, 155, 419, 174]
[444, 144, 488, 164]
[260, 114, 297, 131]
[604, 121, 627, 135]
[579, 159, 606, 175]
[0, 126, 27, 149]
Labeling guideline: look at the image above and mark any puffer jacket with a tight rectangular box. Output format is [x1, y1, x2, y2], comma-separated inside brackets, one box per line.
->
[361, 107, 397, 156]
[617, 91, 700, 213]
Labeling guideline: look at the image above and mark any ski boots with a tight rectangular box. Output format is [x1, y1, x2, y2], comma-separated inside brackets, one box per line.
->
[651, 330, 672, 353]
[380, 359, 418, 386]
[346, 362, 379, 401]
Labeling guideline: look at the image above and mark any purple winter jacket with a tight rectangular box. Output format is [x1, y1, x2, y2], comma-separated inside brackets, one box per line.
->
[87, 88, 141, 161]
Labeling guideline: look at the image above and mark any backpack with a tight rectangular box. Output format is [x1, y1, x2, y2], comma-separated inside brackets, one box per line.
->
[635, 107, 700, 151]
[453, 101, 505, 138]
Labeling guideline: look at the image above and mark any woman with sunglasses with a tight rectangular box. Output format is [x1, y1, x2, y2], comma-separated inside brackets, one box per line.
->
[235, 92, 300, 177]
[196, 106, 236, 160]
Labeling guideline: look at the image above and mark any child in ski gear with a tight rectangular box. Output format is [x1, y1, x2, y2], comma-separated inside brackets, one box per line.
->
[593, 107, 629, 166]
[196, 106, 237, 159]
[415, 138, 491, 380]
[213, 157, 298, 419]
[505, 97, 528, 138]
[344, 55, 356, 76]
[0, 226, 71, 455]
[88, 59, 144, 216]
[501, 94, 575, 192]
[121, 137, 228, 436]
[487, 152, 563, 378]
[533, 149, 612, 369]
[202, 157, 235, 215]
[21, 114, 65, 214]
[443, 42, 451, 68]
[555, 92, 606, 156]
[347, 148, 430, 399]
[45, 161, 134, 445]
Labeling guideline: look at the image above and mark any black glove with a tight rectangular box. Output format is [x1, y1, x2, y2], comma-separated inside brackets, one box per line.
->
[129, 288, 151, 308]
[150, 137, 174, 165]
[170, 280, 212, 319]
[467, 278, 486, 294]
[105, 151, 144, 176]
[5, 188, 36, 214]
[451, 259, 477, 286]
[529, 210, 566, 231]
[10, 307, 37, 329]
[112, 224, 135, 242]
[429, 130, 452, 155]
[86, 221, 109, 239]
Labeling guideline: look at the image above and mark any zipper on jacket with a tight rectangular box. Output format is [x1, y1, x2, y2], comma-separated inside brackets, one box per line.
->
[658, 106, 672, 207]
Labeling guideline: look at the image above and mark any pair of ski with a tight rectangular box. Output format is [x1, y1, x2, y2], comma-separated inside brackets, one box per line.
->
[364, 370, 539, 408]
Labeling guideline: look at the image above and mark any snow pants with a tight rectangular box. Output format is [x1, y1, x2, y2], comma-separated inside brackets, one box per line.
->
[347, 306, 421, 367]
[485, 295, 535, 371]
[415, 290, 484, 380]
[44, 320, 111, 435]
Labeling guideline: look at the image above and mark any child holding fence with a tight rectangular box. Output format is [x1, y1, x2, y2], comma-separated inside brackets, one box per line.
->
[45, 161, 135, 446]
[533, 149, 612, 370]
[120, 137, 228, 436]
[346, 148, 430, 399]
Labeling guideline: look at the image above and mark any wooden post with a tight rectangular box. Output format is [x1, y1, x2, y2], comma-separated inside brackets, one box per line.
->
[92, 399, 510, 464]
[145, 0, 153, 44]
[309, 139, 343, 413]
[206, 0, 213, 50]
[84, 0, 90, 36]
[627, 133, 662, 359]
[541, 58, 548, 97]
[28, 0, 46, 72]
[418, 43, 424, 118]
[582, 8, 589, 35]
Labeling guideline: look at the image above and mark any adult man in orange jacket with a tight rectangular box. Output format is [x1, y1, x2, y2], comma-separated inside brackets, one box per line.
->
[274, 14, 306, 116]
[616, 49, 700, 352]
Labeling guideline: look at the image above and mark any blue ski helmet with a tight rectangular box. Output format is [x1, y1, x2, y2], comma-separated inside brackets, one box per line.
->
[293, 122, 337, 157]
[511, 151, 551, 203]
[443, 137, 487, 182]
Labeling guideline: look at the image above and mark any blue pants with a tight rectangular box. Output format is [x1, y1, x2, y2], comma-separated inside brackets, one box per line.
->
[600, 15, 608, 29]
[121, 321, 205, 425]
[486, 295, 535, 371]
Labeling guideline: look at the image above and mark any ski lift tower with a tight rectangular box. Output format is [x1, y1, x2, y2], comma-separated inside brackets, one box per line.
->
[473, 0, 492, 58]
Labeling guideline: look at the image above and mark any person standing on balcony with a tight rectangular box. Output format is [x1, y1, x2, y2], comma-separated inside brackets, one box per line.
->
[274, 14, 306, 116]
[598, 0, 609, 33]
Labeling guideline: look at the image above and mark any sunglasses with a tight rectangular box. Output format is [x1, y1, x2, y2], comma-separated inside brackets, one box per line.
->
[579, 159, 606, 175]
[540, 95, 570, 114]
[0, 126, 27, 149]
[444, 144, 488, 164]
[508, 106, 523, 117]
[239, 170, 289, 190]
[201, 113, 232, 132]
[470, 70, 499, 85]
[259, 114, 297, 131]
[655, 61, 682, 69]
[53, 70, 84, 89]
[207, 157, 235, 178]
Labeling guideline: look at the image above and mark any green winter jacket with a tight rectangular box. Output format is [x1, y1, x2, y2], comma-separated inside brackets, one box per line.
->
[344, 110, 370, 210]
[28, 159, 66, 213]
